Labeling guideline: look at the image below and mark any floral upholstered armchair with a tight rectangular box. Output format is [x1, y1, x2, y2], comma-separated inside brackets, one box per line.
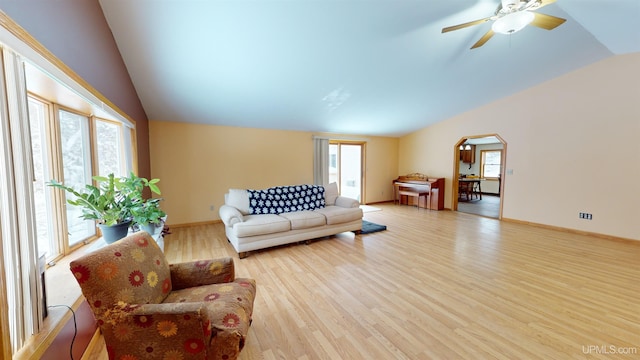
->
[70, 231, 256, 360]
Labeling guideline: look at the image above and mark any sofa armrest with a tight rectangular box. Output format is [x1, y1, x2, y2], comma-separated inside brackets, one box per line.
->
[219, 204, 244, 227]
[170, 257, 235, 290]
[335, 196, 360, 208]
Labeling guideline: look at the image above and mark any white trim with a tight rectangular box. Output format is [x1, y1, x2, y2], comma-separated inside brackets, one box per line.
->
[0, 46, 43, 354]
[0, 45, 21, 354]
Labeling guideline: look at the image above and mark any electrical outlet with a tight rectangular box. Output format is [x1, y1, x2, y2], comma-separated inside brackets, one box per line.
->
[210, 205, 215, 211]
[579, 212, 593, 220]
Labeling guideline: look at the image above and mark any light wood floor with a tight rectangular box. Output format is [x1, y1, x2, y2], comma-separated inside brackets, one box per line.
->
[90, 204, 640, 359]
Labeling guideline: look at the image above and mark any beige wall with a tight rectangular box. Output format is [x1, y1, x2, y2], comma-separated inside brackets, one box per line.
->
[361, 136, 400, 203]
[400, 53, 640, 241]
[149, 123, 398, 225]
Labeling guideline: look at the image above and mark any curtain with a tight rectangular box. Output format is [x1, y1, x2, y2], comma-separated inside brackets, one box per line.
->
[313, 137, 329, 185]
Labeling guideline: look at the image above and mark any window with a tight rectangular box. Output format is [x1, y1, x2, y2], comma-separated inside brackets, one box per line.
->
[28, 103, 134, 257]
[12, 74, 135, 353]
[58, 108, 97, 246]
[28, 98, 134, 260]
[481, 150, 502, 179]
[2, 19, 137, 356]
[95, 118, 126, 177]
[29, 97, 56, 260]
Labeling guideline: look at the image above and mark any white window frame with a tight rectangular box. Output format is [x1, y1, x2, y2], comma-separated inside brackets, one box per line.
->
[480, 149, 503, 179]
[28, 95, 58, 261]
[0, 46, 43, 355]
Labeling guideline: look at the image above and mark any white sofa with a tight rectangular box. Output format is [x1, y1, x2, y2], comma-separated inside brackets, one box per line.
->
[219, 183, 363, 258]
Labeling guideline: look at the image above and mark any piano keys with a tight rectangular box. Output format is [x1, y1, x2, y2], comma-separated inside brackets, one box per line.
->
[393, 173, 445, 210]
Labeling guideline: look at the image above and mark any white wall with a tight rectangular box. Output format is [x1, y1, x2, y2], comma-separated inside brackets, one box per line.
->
[400, 53, 640, 241]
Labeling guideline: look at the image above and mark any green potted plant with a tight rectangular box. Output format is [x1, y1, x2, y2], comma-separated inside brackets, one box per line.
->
[131, 197, 166, 235]
[119, 172, 165, 235]
[48, 172, 164, 243]
[48, 173, 136, 243]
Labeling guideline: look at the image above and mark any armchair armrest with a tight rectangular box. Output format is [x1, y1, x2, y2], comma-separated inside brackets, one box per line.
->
[132, 301, 206, 316]
[335, 196, 360, 208]
[219, 204, 244, 227]
[170, 257, 235, 290]
[97, 301, 206, 325]
[122, 303, 211, 346]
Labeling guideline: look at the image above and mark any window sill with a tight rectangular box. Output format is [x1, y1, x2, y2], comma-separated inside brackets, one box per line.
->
[14, 241, 97, 360]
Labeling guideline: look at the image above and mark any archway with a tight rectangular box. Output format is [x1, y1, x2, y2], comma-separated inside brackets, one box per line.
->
[453, 134, 507, 219]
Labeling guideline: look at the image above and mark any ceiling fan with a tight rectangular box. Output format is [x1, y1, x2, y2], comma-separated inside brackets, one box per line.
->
[442, 0, 566, 49]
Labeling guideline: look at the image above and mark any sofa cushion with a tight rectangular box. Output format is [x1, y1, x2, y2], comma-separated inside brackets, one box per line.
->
[314, 206, 363, 225]
[324, 182, 339, 205]
[233, 214, 290, 237]
[227, 189, 250, 215]
[278, 211, 326, 230]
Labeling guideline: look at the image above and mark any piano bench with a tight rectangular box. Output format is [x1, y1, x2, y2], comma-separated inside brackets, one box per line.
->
[398, 190, 429, 209]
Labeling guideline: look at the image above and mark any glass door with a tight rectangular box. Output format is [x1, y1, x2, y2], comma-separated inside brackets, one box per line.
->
[329, 141, 364, 202]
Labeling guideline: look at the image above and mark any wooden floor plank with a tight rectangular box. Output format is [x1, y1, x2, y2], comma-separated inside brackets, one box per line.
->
[92, 203, 639, 359]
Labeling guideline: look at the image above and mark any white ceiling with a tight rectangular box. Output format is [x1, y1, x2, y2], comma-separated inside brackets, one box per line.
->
[98, 0, 640, 137]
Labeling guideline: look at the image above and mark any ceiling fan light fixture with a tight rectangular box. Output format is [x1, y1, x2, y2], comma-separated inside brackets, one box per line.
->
[491, 11, 535, 34]
[501, 0, 521, 11]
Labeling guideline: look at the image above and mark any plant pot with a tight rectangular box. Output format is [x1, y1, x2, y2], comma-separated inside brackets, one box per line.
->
[98, 220, 132, 244]
[141, 223, 158, 236]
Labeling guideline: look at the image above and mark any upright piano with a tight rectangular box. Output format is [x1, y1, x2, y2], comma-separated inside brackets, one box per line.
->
[393, 173, 445, 210]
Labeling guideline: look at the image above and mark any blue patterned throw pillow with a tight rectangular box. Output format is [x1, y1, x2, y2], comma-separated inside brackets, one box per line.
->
[247, 185, 325, 215]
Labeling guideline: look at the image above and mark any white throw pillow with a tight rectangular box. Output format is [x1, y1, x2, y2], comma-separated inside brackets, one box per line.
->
[227, 189, 250, 215]
[324, 182, 339, 205]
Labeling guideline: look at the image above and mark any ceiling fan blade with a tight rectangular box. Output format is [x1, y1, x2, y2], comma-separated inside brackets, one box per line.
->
[530, 12, 566, 30]
[471, 29, 495, 49]
[442, 17, 492, 33]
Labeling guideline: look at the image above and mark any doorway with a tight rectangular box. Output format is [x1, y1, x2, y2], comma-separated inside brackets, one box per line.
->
[329, 141, 365, 202]
[453, 134, 506, 219]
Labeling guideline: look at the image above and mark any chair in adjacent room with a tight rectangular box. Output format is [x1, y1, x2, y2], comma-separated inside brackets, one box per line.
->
[458, 181, 472, 201]
[70, 231, 257, 360]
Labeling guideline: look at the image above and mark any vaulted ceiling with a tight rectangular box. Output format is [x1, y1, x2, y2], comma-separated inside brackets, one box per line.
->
[98, 0, 640, 137]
